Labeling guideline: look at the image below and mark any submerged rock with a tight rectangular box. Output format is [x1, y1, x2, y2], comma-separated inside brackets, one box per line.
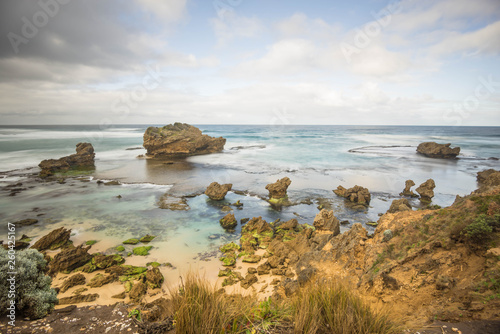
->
[39, 142, 95, 177]
[143, 123, 226, 158]
[416, 142, 460, 159]
[416, 179, 436, 202]
[387, 198, 412, 213]
[157, 194, 190, 210]
[333, 185, 371, 206]
[14, 218, 39, 227]
[205, 182, 232, 201]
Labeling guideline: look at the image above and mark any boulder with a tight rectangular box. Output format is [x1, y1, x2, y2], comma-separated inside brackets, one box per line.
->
[47, 245, 93, 276]
[265, 177, 291, 200]
[60, 273, 86, 293]
[333, 185, 371, 206]
[143, 123, 225, 158]
[416, 179, 436, 202]
[129, 281, 147, 301]
[313, 209, 340, 236]
[416, 142, 460, 159]
[240, 273, 258, 289]
[220, 213, 237, 230]
[146, 267, 164, 289]
[476, 169, 500, 191]
[31, 227, 71, 251]
[14, 218, 39, 227]
[205, 182, 232, 201]
[387, 199, 412, 213]
[39, 142, 95, 177]
[400, 180, 417, 197]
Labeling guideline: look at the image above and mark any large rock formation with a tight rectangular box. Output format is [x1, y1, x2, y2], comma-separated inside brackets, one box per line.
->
[313, 209, 340, 235]
[143, 123, 226, 158]
[265, 177, 292, 206]
[416, 179, 436, 202]
[47, 245, 93, 276]
[387, 198, 412, 213]
[400, 180, 417, 197]
[476, 169, 500, 192]
[416, 142, 460, 159]
[333, 185, 371, 207]
[39, 143, 95, 177]
[31, 227, 71, 251]
[205, 182, 232, 201]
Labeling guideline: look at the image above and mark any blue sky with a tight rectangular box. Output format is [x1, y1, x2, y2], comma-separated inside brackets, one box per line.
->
[0, 0, 499, 125]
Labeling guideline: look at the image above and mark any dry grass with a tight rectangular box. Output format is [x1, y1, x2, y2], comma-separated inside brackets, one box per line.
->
[292, 279, 400, 334]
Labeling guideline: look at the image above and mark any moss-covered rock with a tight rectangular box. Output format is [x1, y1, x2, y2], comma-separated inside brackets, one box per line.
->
[220, 213, 237, 230]
[220, 242, 240, 253]
[139, 234, 156, 243]
[123, 238, 139, 245]
[220, 254, 236, 266]
[132, 246, 153, 256]
[116, 245, 125, 252]
[146, 261, 161, 268]
[85, 240, 97, 246]
[242, 254, 262, 263]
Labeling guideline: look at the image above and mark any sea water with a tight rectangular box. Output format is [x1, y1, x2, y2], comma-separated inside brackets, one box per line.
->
[0, 124, 499, 287]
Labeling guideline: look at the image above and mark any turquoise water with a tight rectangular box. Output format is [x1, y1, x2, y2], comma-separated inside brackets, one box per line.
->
[0, 124, 499, 278]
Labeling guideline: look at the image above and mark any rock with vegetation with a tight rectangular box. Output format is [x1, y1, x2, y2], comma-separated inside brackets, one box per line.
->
[476, 169, 500, 192]
[129, 281, 148, 301]
[400, 180, 417, 197]
[87, 273, 117, 288]
[47, 245, 93, 276]
[333, 185, 371, 206]
[140, 235, 156, 243]
[60, 273, 86, 293]
[416, 179, 436, 202]
[31, 227, 71, 251]
[145, 267, 164, 289]
[133, 246, 153, 256]
[0, 248, 58, 319]
[240, 217, 274, 250]
[38, 142, 95, 177]
[143, 123, 226, 158]
[123, 238, 140, 245]
[265, 177, 292, 205]
[219, 213, 237, 230]
[416, 142, 460, 158]
[205, 182, 232, 200]
[387, 198, 412, 213]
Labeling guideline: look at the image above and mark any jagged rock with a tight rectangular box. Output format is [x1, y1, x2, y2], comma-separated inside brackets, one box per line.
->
[313, 209, 340, 235]
[265, 177, 291, 201]
[31, 227, 71, 251]
[14, 218, 39, 227]
[242, 254, 262, 263]
[146, 267, 164, 289]
[220, 213, 237, 230]
[333, 185, 371, 206]
[257, 262, 271, 275]
[278, 218, 298, 231]
[241, 217, 274, 249]
[240, 273, 258, 289]
[129, 281, 147, 301]
[476, 169, 500, 191]
[112, 291, 127, 299]
[47, 245, 93, 276]
[60, 273, 86, 293]
[143, 123, 226, 158]
[417, 142, 460, 159]
[205, 182, 232, 201]
[87, 273, 117, 288]
[387, 199, 412, 213]
[416, 179, 436, 202]
[400, 180, 417, 197]
[58, 293, 99, 305]
[39, 142, 95, 177]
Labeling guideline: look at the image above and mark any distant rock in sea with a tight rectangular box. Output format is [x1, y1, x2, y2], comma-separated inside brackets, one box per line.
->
[416, 142, 460, 159]
[143, 122, 226, 158]
[38, 142, 95, 177]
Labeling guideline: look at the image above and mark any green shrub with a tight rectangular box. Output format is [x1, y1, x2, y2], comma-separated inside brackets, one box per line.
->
[462, 215, 494, 243]
[0, 248, 58, 319]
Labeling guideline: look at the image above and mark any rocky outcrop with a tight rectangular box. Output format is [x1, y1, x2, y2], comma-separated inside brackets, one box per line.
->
[205, 182, 232, 201]
[416, 179, 436, 202]
[58, 293, 99, 305]
[47, 245, 93, 276]
[333, 185, 371, 207]
[400, 180, 417, 197]
[60, 273, 86, 293]
[387, 198, 412, 213]
[416, 142, 460, 159]
[313, 209, 340, 235]
[39, 143, 95, 177]
[220, 213, 237, 230]
[143, 123, 226, 158]
[265, 177, 291, 200]
[31, 227, 71, 251]
[476, 169, 500, 192]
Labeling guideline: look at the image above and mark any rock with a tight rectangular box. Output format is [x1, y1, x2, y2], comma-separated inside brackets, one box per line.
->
[3, 239, 30, 250]
[111, 291, 126, 299]
[240, 218, 250, 224]
[278, 218, 298, 231]
[257, 262, 271, 275]
[133, 246, 152, 256]
[58, 293, 99, 305]
[242, 255, 262, 263]
[297, 268, 317, 286]
[240, 274, 258, 289]
[31, 227, 71, 251]
[157, 194, 190, 210]
[416, 179, 436, 202]
[241, 217, 274, 249]
[60, 273, 86, 293]
[219, 213, 237, 230]
[146, 267, 164, 289]
[205, 182, 232, 201]
[265, 177, 291, 202]
[417, 142, 460, 159]
[129, 281, 147, 301]
[123, 238, 140, 245]
[103, 180, 121, 186]
[14, 218, 39, 227]
[87, 273, 117, 288]
[91, 254, 125, 270]
[476, 169, 500, 191]
[47, 245, 93, 276]
[313, 209, 340, 235]
[387, 199, 412, 213]
[382, 229, 393, 242]
[39, 142, 95, 177]
[333, 185, 371, 206]
[400, 180, 417, 197]
[143, 123, 226, 158]
[140, 235, 156, 243]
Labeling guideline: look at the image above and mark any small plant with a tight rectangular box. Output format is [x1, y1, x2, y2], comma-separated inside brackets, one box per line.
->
[462, 215, 493, 243]
[128, 308, 142, 321]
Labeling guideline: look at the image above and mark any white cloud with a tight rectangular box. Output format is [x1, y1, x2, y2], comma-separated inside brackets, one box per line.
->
[210, 12, 264, 46]
[135, 0, 187, 23]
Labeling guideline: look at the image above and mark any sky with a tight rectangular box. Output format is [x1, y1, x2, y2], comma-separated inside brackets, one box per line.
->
[0, 0, 499, 126]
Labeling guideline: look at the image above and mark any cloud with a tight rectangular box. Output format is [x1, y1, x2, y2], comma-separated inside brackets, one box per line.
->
[210, 11, 264, 46]
[135, 0, 187, 23]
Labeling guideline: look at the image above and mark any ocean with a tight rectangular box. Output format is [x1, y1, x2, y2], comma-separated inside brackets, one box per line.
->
[1, 124, 499, 288]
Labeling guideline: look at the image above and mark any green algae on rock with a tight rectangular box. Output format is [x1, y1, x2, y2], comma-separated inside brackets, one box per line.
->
[123, 238, 140, 245]
[133, 246, 153, 256]
[140, 234, 156, 243]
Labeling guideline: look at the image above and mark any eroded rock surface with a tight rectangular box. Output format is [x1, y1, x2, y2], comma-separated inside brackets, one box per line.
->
[387, 198, 412, 213]
[417, 142, 460, 158]
[39, 142, 95, 177]
[400, 180, 417, 197]
[31, 227, 71, 251]
[333, 185, 371, 206]
[416, 179, 436, 202]
[265, 177, 291, 200]
[205, 182, 232, 201]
